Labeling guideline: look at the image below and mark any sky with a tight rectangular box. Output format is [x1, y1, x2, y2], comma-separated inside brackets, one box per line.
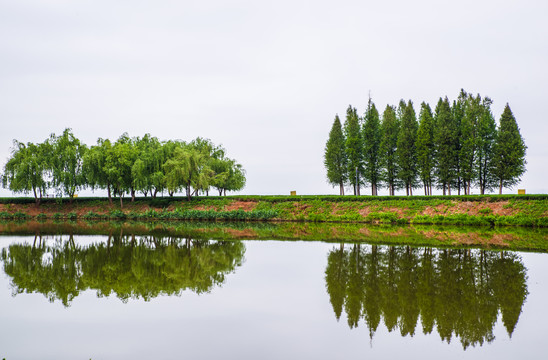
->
[1, 0, 547, 196]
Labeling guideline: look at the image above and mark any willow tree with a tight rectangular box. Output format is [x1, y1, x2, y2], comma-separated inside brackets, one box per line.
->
[363, 99, 381, 196]
[416, 102, 435, 195]
[163, 144, 213, 200]
[132, 134, 166, 197]
[50, 128, 87, 202]
[324, 115, 347, 195]
[2, 140, 51, 205]
[492, 104, 527, 194]
[344, 105, 363, 195]
[379, 105, 400, 196]
[83, 138, 115, 204]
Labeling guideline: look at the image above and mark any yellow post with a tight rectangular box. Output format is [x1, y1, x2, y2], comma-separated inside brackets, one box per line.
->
[518, 189, 526, 195]
[290, 191, 296, 196]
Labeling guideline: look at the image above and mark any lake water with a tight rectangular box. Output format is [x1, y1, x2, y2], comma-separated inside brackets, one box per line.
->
[0, 228, 547, 359]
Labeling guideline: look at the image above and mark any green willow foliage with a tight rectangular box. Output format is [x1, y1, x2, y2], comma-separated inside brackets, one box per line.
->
[1, 234, 245, 306]
[325, 244, 528, 349]
[2, 129, 246, 205]
[324, 90, 526, 196]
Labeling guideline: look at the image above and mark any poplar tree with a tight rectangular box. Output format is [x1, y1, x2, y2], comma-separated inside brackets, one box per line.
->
[459, 93, 481, 195]
[363, 99, 381, 196]
[451, 90, 467, 194]
[433, 98, 458, 195]
[396, 100, 418, 195]
[416, 102, 435, 195]
[344, 105, 363, 195]
[324, 115, 347, 195]
[379, 105, 400, 196]
[475, 98, 497, 194]
[492, 104, 527, 194]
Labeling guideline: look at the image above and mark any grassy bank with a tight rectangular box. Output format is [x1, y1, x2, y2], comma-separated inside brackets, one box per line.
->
[0, 194, 547, 227]
[1, 220, 548, 252]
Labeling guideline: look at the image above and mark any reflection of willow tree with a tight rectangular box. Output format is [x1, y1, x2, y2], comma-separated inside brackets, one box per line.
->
[324, 245, 528, 349]
[0, 234, 245, 306]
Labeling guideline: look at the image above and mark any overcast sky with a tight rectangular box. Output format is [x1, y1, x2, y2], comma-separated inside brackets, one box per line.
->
[1, 0, 546, 196]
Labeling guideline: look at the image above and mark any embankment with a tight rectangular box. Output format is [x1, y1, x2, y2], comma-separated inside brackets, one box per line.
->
[1, 194, 547, 227]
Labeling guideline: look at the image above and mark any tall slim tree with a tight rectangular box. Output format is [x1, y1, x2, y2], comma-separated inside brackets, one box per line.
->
[459, 93, 481, 195]
[379, 105, 400, 196]
[416, 102, 435, 195]
[475, 98, 497, 194]
[324, 115, 348, 195]
[434, 98, 458, 195]
[396, 100, 419, 196]
[344, 105, 363, 195]
[363, 99, 382, 196]
[451, 90, 467, 194]
[492, 104, 527, 194]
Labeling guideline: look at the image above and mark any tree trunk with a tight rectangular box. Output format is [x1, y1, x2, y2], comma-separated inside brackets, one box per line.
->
[153, 189, 158, 198]
[499, 179, 503, 195]
[131, 188, 135, 202]
[120, 194, 123, 208]
[107, 184, 113, 205]
[339, 182, 344, 196]
[224, 189, 226, 196]
[33, 187, 39, 206]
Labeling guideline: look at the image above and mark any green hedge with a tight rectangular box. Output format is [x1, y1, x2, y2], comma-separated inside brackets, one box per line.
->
[1, 193, 547, 205]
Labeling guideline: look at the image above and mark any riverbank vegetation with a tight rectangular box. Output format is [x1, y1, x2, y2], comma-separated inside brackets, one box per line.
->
[1, 130, 246, 205]
[0, 194, 546, 227]
[325, 90, 527, 196]
[1, 220, 547, 252]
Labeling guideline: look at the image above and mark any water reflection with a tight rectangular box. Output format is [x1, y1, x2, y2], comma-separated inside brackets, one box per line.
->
[325, 244, 528, 349]
[0, 234, 245, 306]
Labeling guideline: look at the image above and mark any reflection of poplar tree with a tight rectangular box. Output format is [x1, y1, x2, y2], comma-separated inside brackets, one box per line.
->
[397, 246, 419, 336]
[325, 244, 348, 320]
[345, 244, 365, 328]
[491, 252, 528, 337]
[382, 246, 401, 332]
[417, 248, 436, 334]
[323, 245, 529, 349]
[363, 245, 382, 338]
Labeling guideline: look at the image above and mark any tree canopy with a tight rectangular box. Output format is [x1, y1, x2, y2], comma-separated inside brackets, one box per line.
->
[325, 90, 526, 195]
[3, 130, 246, 204]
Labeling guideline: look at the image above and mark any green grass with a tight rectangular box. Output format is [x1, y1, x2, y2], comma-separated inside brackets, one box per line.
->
[0, 194, 546, 227]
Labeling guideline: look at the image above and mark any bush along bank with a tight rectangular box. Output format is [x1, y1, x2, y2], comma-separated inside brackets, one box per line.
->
[0, 195, 547, 227]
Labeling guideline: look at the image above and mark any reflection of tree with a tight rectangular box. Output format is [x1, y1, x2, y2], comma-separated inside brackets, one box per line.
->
[324, 245, 528, 349]
[1, 234, 245, 306]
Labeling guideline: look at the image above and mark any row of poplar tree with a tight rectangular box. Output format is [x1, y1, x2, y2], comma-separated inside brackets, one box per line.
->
[2, 129, 246, 205]
[324, 90, 527, 196]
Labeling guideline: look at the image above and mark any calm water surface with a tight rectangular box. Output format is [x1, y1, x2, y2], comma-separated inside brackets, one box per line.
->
[0, 234, 546, 359]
